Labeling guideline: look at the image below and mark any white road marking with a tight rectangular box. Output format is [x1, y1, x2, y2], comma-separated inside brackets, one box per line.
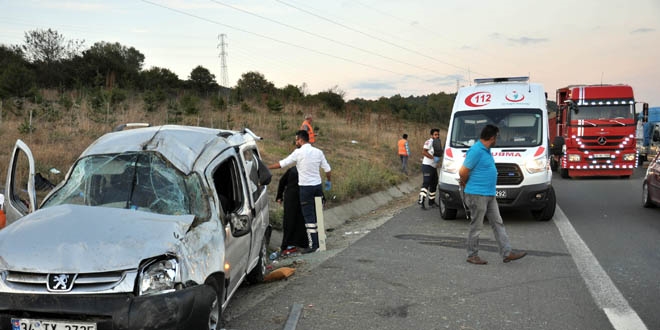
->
[554, 206, 647, 330]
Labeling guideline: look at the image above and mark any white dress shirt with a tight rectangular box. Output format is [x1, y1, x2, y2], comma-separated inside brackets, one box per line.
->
[279, 143, 331, 186]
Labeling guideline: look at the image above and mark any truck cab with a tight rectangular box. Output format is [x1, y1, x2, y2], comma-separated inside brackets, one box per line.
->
[438, 76, 556, 221]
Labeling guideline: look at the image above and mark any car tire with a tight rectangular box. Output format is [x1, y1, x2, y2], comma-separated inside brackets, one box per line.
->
[205, 277, 224, 330]
[247, 226, 271, 284]
[531, 187, 556, 221]
[439, 198, 457, 220]
[643, 181, 655, 208]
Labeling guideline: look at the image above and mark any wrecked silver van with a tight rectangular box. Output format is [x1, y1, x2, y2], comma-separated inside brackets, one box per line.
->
[0, 125, 271, 330]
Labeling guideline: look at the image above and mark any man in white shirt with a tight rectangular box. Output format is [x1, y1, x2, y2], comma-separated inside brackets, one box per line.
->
[269, 130, 332, 253]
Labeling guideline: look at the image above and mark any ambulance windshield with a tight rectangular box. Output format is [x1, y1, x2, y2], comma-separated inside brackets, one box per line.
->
[450, 109, 543, 148]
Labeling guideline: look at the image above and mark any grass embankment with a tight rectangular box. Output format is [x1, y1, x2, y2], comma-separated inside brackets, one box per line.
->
[0, 90, 445, 227]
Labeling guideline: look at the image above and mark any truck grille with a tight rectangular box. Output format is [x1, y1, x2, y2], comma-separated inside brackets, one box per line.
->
[578, 135, 626, 148]
[496, 163, 523, 185]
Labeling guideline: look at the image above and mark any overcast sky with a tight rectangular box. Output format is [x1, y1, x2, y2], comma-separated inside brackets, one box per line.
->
[1, 0, 659, 107]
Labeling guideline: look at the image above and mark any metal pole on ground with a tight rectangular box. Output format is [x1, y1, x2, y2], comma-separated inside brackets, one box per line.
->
[314, 196, 326, 251]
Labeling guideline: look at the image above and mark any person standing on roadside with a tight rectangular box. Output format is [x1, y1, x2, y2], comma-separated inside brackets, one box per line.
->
[301, 114, 315, 144]
[418, 128, 440, 209]
[276, 165, 308, 252]
[397, 133, 410, 174]
[269, 130, 331, 253]
[458, 124, 527, 265]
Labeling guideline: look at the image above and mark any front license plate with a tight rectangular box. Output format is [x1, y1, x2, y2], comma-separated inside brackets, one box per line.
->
[496, 190, 507, 198]
[594, 153, 610, 158]
[12, 318, 96, 330]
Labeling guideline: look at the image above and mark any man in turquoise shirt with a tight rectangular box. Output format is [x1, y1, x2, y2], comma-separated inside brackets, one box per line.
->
[458, 124, 527, 265]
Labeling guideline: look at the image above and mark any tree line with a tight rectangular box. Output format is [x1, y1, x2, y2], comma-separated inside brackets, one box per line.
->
[0, 28, 454, 126]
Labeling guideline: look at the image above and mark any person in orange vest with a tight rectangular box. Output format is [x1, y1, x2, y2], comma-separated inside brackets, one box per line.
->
[301, 114, 315, 144]
[397, 133, 410, 174]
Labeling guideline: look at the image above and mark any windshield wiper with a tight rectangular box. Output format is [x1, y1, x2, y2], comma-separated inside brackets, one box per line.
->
[453, 142, 471, 147]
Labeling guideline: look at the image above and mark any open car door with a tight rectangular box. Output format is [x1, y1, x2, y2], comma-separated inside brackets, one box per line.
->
[4, 139, 37, 226]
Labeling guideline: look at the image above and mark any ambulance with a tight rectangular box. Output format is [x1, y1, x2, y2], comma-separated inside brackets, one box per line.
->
[437, 76, 556, 221]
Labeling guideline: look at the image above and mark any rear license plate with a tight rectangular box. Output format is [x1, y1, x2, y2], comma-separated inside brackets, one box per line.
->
[496, 190, 507, 198]
[12, 318, 96, 330]
[594, 153, 610, 158]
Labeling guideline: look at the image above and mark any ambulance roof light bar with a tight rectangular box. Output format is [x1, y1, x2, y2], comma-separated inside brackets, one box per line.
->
[474, 76, 529, 84]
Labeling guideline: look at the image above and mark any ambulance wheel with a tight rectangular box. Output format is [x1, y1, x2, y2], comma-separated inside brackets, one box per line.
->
[439, 199, 457, 220]
[531, 187, 556, 221]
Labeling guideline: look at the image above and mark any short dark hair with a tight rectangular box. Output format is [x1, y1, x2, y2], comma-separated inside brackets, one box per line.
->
[430, 128, 440, 135]
[296, 129, 309, 142]
[402, 134, 408, 139]
[480, 124, 499, 140]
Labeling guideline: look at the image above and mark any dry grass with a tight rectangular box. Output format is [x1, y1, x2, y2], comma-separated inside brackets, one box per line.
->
[0, 91, 446, 226]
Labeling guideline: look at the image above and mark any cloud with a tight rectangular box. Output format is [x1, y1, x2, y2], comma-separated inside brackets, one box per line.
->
[352, 81, 396, 91]
[631, 28, 655, 34]
[507, 36, 549, 45]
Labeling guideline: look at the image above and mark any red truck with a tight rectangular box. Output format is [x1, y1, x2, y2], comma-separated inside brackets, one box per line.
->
[549, 84, 638, 178]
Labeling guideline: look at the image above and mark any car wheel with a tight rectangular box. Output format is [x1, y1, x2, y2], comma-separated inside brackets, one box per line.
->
[643, 182, 655, 208]
[531, 187, 556, 221]
[205, 277, 223, 330]
[439, 198, 457, 220]
[247, 227, 271, 284]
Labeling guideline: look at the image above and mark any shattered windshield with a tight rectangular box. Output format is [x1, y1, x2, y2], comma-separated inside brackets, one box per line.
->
[42, 152, 209, 219]
[450, 109, 543, 148]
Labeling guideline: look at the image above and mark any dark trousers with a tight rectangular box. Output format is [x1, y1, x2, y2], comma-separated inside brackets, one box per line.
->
[419, 164, 438, 204]
[299, 184, 323, 249]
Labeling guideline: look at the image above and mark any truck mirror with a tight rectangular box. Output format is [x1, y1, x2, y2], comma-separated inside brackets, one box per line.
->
[643, 103, 649, 123]
[565, 100, 578, 114]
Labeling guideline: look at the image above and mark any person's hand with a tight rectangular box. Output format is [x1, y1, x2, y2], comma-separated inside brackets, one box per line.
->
[434, 156, 441, 163]
[324, 181, 332, 191]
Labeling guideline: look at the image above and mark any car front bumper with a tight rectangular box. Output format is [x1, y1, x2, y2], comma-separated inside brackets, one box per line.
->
[438, 182, 553, 211]
[0, 284, 215, 330]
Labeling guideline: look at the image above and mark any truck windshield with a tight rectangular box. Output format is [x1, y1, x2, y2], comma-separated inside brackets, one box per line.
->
[42, 152, 210, 219]
[572, 104, 633, 120]
[450, 109, 543, 148]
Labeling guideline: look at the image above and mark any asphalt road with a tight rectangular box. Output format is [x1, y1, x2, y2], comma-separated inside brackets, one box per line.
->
[224, 168, 659, 330]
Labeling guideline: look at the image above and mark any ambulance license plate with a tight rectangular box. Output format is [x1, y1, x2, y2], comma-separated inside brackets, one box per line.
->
[496, 190, 507, 198]
[11, 317, 96, 330]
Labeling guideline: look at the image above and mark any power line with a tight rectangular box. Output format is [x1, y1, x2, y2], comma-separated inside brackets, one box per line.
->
[208, 0, 454, 78]
[275, 0, 488, 78]
[141, 0, 412, 79]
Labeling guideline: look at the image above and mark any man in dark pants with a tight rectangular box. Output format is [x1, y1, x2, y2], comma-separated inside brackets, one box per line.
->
[269, 130, 332, 253]
[458, 124, 527, 265]
[418, 128, 441, 209]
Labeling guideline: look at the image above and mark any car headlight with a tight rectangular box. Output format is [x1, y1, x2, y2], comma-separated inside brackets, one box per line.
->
[623, 153, 636, 161]
[525, 156, 548, 174]
[441, 158, 460, 174]
[138, 258, 178, 296]
[568, 154, 581, 162]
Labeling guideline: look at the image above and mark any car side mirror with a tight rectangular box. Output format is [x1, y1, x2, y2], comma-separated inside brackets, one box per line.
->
[229, 213, 251, 237]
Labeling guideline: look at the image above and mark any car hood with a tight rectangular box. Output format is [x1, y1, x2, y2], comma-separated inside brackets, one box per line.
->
[0, 204, 194, 273]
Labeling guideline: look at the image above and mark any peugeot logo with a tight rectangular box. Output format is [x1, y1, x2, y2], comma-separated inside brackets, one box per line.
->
[47, 273, 76, 292]
[597, 136, 607, 145]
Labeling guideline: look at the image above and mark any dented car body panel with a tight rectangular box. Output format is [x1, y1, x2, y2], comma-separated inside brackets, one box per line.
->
[0, 125, 271, 329]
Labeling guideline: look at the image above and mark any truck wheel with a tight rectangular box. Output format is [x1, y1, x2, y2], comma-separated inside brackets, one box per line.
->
[439, 199, 457, 220]
[560, 168, 569, 179]
[643, 182, 655, 208]
[247, 227, 271, 284]
[531, 187, 556, 221]
[550, 158, 558, 172]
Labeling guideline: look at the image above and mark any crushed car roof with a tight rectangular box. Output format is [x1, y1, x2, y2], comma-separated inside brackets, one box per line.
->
[79, 125, 254, 174]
